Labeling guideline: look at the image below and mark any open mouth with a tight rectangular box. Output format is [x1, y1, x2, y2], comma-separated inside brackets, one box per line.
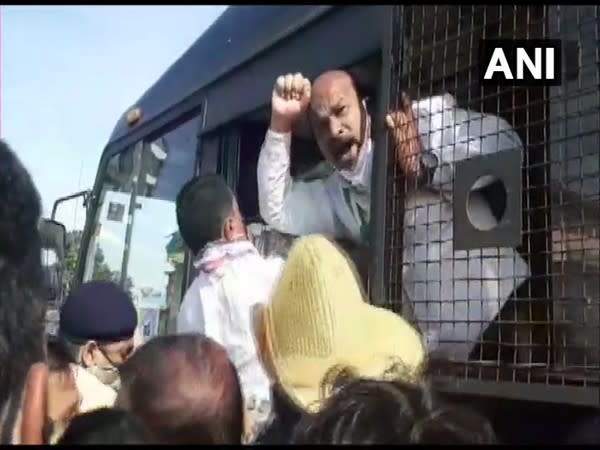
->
[332, 141, 354, 159]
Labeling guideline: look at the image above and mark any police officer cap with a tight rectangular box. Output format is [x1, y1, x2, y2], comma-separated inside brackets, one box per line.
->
[60, 280, 138, 343]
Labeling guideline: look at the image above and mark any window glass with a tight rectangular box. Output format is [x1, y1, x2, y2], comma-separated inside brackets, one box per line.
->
[82, 116, 200, 339]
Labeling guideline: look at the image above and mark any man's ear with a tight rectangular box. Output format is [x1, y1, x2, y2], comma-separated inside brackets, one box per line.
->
[20, 362, 49, 445]
[80, 341, 98, 368]
[221, 215, 234, 241]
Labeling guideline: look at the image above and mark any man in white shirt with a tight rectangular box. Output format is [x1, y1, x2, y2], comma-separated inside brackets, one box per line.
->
[256, 71, 531, 361]
[175, 174, 284, 440]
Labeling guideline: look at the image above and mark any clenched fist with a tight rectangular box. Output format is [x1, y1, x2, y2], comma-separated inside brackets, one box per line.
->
[270, 72, 311, 133]
[386, 92, 423, 181]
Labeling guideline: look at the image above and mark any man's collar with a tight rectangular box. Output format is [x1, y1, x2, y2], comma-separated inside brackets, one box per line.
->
[338, 100, 372, 189]
[193, 239, 259, 274]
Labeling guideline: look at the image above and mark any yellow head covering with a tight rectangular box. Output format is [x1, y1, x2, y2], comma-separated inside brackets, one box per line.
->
[261, 235, 425, 412]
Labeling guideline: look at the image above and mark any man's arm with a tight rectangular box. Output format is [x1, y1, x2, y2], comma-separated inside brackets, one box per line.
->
[257, 129, 341, 237]
[388, 93, 524, 197]
[257, 72, 345, 238]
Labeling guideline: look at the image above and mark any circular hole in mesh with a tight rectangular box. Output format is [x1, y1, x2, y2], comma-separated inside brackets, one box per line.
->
[466, 175, 507, 231]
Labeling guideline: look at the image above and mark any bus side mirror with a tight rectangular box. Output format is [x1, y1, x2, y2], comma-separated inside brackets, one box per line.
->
[40, 219, 67, 262]
[39, 219, 67, 302]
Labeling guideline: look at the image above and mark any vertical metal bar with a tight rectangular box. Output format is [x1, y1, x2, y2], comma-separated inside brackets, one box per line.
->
[369, 5, 394, 305]
[119, 141, 144, 287]
[166, 97, 209, 335]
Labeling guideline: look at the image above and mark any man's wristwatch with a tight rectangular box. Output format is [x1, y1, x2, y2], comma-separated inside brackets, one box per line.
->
[419, 151, 439, 185]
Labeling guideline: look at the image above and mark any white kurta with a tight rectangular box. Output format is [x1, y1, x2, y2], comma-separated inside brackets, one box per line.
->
[177, 242, 284, 415]
[256, 93, 531, 361]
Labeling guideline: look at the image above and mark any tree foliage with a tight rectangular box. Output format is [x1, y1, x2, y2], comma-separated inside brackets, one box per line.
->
[64, 230, 133, 296]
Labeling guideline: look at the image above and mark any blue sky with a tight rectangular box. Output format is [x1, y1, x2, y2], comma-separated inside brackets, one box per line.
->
[1, 5, 226, 230]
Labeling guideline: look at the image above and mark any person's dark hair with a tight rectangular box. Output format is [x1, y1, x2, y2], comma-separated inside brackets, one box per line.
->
[116, 334, 243, 445]
[56, 408, 151, 445]
[291, 377, 428, 445]
[46, 338, 75, 373]
[410, 404, 497, 444]
[291, 374, 496, 445]
[0, 140, 46, 435]
[252, 383, 308, 445]
[176, 175, 235, 254]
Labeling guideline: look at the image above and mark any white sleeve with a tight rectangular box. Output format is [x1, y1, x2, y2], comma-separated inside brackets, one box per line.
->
[413, 94, 524, 197]
[257, 129, 343, 237]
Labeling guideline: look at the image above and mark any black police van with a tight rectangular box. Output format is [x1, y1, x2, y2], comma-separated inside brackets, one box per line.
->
[49, 5, 598, 443]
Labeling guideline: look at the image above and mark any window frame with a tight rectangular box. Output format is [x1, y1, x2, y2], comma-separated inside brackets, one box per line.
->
[181, 123, 243, 298]
[76, 112, 204, 313]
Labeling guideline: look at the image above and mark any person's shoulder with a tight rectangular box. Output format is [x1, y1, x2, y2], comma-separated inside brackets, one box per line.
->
[224, 252, 278, 284]
[179, 273, 214, 315]
[244, 251, 286, 282]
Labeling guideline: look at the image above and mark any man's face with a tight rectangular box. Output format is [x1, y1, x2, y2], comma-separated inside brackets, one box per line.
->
[310, 78, 363, 171]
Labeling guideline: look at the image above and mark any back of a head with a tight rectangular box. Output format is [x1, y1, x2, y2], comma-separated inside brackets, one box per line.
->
[410, 405, 497, 444]
[0, 140, 42, 270]
[117, 334, 243, 445]
[0, 140, 46, 418]
[56, 408, 151, 445]
[176, 175, 234, 254]
[292, 374, 496, 445]
[46, 338, 75, 373]
[404, 354, 497, 444]
[292, 377, 427, 445]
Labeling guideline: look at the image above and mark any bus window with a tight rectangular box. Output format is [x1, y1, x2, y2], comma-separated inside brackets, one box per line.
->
[82, 115, 201, 336]
[198, 134, 220, 176]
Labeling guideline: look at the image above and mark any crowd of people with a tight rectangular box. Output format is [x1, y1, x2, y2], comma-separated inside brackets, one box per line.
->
[0, 68, 597, 445]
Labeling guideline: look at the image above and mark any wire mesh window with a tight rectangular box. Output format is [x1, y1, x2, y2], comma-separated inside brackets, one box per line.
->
[384, 5, 599, 398]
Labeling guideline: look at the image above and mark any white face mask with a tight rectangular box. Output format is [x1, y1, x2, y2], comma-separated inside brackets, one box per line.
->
[86, 364, 121, 390]
[80, 345, 122, 390]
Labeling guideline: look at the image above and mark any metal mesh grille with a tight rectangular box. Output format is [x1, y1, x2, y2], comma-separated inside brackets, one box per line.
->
[384, 5, 599, 398]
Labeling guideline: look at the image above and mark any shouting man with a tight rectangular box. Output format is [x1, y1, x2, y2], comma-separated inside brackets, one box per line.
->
[258, 71, 376, 244]
[256, 71, 530, 360]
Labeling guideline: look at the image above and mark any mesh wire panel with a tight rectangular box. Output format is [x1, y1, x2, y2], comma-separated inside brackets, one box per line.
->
[384, 5, 599, 397]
